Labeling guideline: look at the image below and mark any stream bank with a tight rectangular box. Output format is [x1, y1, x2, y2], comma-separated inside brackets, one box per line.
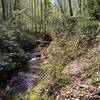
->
[0, 47, 47, 100]
[0, 34, 52, 100]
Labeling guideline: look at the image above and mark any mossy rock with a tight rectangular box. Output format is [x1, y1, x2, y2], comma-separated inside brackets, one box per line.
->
[28, 92, 38, 100]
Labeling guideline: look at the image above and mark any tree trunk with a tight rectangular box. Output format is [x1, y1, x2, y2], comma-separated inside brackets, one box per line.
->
[44, 0, 47, 33]
[68, 0, 73, 17]
[1, 0, 8, 20]
[40, 0, 43, 33]
[14, 0, 20, 10]
[57, 0, 65, 14]
[78, 0, 81, 15]
[34, 0, 37, 32]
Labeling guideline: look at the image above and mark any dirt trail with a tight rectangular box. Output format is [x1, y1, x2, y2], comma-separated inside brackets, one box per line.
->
[57, 44, 100, 100]
[69, 44, 100, 75]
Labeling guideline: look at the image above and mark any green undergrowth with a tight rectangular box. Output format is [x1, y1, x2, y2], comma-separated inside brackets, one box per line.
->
[28, 59, 72, 100]
[90, 54, 100, 87]
[28, 34, 100, 100]
[28, 75, 72, 100]
[28, 19, 100, 100]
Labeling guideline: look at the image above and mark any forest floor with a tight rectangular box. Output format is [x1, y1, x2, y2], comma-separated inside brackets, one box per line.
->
[56, 44, 100, 100]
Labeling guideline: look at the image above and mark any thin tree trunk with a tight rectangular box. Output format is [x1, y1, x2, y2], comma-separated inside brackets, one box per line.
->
[9, 0, 12, 20]
[78, 0, 81, 15]
[68, 0, 73, 17]
[57, 0, 65, 14]
[1, 0, 8, 20]
[40, 0, 43, 33]
[31, 0, 34, 32]
[44, 0, 47, 33]
[34, 0, 37, 32]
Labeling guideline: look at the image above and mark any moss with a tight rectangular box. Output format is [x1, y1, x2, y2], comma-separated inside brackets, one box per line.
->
[40, 60, 50, 70]
[28, 80, 50, 100]
[91, 74, 100, 86]
[28, 92, 38, 100]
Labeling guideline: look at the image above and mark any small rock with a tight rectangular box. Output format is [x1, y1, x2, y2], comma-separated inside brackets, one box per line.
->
[0, 97, 2, 100]
[56, 95, 62, 100]
[72, 98, 80, 100]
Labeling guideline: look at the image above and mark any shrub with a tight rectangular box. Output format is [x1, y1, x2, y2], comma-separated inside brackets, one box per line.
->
[0, 20, 35, 74]
[76, 19, 99, 55]
[15, 31, 36, 51]
[0, 23, 24, 73]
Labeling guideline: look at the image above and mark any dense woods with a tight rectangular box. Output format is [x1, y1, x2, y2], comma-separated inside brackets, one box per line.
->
[0, 0, 100, 100]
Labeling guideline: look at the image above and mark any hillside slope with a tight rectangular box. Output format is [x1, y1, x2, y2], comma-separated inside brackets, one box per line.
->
[56, 44, 100, 100]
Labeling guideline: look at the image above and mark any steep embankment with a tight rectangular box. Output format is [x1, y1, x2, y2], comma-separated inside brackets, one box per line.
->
[56, 44, 100, 100]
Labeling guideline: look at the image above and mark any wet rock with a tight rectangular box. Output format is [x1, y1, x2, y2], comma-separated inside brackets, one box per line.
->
[0, 97, 2, 100]
[8, 76, 28, 94]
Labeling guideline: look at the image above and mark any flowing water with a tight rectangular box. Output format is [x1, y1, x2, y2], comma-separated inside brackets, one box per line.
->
[0, 49, 45, 99]
[0, 39, 51, 99]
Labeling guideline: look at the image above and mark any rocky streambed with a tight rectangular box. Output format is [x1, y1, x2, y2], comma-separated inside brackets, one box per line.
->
[0, 49, 45, 99]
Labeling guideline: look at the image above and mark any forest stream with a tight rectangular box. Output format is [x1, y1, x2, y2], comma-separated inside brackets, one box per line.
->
[0, 47, 46, 99]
